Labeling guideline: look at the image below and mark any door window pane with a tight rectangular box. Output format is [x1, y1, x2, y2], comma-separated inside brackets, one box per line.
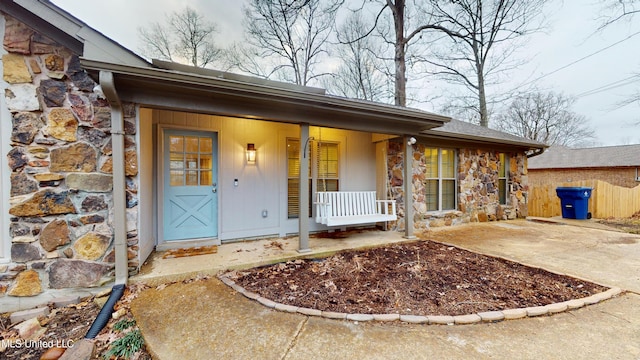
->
[186, 171, 198, 186]
[170, 159, 183, 170]
[186, 154, 198, 169]
[169, 136, 183, 152]
[170, 170, 183, 186]
[200, 170, 212, 186]
[185, 136, 199, 153]
[200, 155, 212, 170]
[200, 138, 212, 153]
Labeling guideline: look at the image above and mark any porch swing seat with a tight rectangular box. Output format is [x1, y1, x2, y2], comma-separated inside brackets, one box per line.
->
[314, 191, 397, 227]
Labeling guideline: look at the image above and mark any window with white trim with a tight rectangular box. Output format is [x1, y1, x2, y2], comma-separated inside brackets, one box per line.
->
[424, 148, 457, 211]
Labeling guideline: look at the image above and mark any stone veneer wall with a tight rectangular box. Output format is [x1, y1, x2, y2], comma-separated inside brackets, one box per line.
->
[1, 15, 139, 298]
[387, 139, 529, 232]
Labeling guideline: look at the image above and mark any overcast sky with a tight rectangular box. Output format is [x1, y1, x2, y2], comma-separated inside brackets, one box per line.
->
[50, 0, 640, 146]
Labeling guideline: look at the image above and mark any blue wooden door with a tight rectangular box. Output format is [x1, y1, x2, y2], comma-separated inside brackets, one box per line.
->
[163, 130, 218, 241]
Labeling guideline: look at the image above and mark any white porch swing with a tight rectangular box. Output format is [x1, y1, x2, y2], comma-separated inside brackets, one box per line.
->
[313, 129, 397, 227]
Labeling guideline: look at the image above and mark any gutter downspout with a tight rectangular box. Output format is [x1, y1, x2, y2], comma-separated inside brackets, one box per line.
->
[99, 71, 128, 286]
[68, 71, 129, 353]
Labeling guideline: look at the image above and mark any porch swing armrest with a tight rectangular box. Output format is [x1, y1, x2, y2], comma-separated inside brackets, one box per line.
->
[314, 201, 332, 224]
[375, 199, 397, 216]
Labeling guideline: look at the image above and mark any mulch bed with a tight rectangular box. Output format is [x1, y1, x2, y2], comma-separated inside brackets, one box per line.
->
[229, 240, 608, 316]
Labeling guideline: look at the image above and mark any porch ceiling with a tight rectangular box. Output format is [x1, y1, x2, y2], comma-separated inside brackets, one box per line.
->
[81, 59, 450, 135]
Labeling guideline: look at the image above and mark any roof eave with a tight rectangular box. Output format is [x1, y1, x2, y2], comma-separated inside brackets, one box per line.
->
[420, 130, 548, 150]
[81, 59, 450, 135]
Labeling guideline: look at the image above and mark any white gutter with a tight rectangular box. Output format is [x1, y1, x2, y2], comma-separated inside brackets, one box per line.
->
[99, 71, 128, 285]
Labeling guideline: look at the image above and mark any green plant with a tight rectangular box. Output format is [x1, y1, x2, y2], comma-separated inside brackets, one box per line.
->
[113, 318, 136, 332]
[103, 330, 145, 359]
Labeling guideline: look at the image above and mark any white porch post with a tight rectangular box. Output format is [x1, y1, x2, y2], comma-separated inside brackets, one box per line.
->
[404, 136, 416, 239]
[298, 123, 311, 253]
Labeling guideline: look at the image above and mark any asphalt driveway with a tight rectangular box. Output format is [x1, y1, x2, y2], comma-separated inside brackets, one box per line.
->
[131, 220, 640, 359]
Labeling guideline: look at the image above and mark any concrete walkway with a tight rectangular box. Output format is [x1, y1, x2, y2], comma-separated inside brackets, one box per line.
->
[131, 220, 640, 359]
[427, 219, 640, 293]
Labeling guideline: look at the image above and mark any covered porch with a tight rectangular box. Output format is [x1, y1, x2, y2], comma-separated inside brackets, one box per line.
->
[81, 59, 451, 278]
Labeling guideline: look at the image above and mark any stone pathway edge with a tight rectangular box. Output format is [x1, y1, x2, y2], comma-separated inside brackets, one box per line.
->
[217, 274, 624, 325]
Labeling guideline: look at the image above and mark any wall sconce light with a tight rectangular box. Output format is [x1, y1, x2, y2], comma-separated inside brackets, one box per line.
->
[407, 137, 417, 146]
[246, 143, 256, 164]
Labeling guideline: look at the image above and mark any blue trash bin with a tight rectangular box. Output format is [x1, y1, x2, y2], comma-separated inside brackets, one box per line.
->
[556, 187, 592, 219]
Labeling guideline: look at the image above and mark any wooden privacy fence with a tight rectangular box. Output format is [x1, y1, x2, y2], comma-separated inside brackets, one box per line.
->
[528, 180, 640, 218]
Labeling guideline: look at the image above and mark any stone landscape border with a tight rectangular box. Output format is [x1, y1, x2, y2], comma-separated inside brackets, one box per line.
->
[218, 274, 623, 325]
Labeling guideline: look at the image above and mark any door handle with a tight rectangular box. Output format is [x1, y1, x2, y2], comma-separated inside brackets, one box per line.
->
[212, 182, 217, 193]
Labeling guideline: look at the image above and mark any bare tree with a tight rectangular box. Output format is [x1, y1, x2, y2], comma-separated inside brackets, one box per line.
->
[339, 0, 448, 106]
[598, 0, 640, 30]
[359, 0, 439, 106]
[421, 0, 548, 127]
[494, 91, 596, 147]
[138, 7, 221, 68]
[325, 13, 390, 102]
[597, 0, 640, 122]
[228, 0, 340, 86]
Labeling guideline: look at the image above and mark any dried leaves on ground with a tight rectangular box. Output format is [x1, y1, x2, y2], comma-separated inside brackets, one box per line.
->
[0, 283, 152, 360]
[230, 240, 608, 316]
[1, 299, 100, 359]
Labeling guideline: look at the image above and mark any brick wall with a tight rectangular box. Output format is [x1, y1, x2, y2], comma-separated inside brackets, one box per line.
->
[529, 168, 639, 188]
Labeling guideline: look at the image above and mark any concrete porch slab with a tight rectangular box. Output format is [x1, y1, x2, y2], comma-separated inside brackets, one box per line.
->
[131, 229, 411, 286]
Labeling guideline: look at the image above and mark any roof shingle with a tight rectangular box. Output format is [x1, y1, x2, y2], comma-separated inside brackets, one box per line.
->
[422, 119, 547, 149]
[528, 145, 640, 169]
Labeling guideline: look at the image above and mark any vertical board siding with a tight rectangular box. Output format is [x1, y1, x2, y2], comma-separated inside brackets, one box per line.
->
[529, 180, 640, 218]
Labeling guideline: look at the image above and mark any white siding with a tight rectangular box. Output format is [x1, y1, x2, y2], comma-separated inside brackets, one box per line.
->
[152, 110, 378, 242]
